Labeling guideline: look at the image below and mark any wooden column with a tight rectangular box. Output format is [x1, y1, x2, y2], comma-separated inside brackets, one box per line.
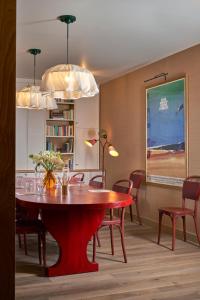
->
[0, 0, 16, 299]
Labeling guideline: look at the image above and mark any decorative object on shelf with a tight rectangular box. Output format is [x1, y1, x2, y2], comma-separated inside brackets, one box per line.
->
[85, 129, 119, 186]
[29, 151, 64, 189]
[16, 49, 57, 110]
[41, 15, 99, 99]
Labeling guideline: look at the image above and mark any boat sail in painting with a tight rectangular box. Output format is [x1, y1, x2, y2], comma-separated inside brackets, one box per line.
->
[146, 78, 187, 186]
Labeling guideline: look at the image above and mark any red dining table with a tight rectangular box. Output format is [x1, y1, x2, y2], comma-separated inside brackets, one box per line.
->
[16, 185, 132, 277]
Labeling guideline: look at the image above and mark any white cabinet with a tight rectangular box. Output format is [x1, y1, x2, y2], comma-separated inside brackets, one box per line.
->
[27, 110, 46, 169]
[16, 109, 46, 170]
[74, 95, 99, 170]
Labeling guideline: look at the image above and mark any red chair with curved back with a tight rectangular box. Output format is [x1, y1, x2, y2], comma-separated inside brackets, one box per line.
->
[89, 175, 104, 189]
[16, 204, 46, 266]
[158, 176, 200, 251]
[129, 170, 145, 224]
[93, 179, 133, 263]
[70, 172, 85, 183]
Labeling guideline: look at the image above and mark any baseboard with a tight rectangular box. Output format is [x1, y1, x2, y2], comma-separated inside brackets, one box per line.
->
[125, 212, 199, 244]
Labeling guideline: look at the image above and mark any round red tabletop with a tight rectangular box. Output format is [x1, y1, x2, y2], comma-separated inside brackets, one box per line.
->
[16, 185, 133, 209]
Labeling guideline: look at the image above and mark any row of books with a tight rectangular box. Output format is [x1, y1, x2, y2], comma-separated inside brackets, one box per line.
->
[46, 125, 74, 136]
[50, 109, 74, 120]
[46, 140, 73, 153]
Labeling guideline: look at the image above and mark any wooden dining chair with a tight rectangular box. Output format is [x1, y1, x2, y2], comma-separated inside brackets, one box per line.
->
[157, 176, 200, 251]
[129, 170, 145, 224]
[16, 204, 46, 266]
[89, 175, 104, 189]
[93, 179, 133, 263]
[70, 172, 85, 183]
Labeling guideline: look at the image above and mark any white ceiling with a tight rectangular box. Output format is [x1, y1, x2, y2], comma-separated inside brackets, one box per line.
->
[17, 0, 200, 83]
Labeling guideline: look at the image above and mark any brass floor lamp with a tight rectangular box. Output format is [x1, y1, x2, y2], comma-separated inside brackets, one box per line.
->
[85, 129, 119, 187]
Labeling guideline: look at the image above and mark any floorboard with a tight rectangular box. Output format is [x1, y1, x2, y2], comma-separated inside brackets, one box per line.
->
[15, 222, 200, 300]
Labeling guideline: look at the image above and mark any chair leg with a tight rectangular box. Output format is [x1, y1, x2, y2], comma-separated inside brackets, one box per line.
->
[182, 216, 186, 242]
[193, 216, 200, 245]
[92, 234, 96, 263]
[172, 216, 176, 251]
[18, 234, 22, 248]
[38, 234, 42, 265]
[96, 231, 101, 247]
[42, 231, 46, 267]
[129, 205, 133, 222]
[135, 200, 142, 225]
[23, 234, 28, 255]
[119, 225, 127, 263]
[109, 225, 114, 255]
[157, 211, 163, 245]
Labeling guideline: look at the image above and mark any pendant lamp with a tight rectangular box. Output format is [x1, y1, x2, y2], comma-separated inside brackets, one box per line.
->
[41, 15, 99, 99]
[16, 49, 58, 110]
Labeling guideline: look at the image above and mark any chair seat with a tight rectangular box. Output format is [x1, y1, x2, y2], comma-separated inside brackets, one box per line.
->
[16, 219, 45, 234]
[102, 216, 121, 226]
[159, 207, 194, 216]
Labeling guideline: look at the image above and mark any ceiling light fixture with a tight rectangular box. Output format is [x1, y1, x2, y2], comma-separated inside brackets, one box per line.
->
[41, 15, 99, 99]
[16, 49, 57, 110]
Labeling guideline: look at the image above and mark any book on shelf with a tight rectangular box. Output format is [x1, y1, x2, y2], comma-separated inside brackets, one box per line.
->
[46, 124, 74, 137]
[46, 139, 74, 154]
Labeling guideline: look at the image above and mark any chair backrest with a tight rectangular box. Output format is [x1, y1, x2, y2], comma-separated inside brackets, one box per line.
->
[182, 176, 200, 201]
[112, 179, 133, 195]
[89, 175, 104, 189]
[129, 170, 145, 189]
[71, 172, 84, 182]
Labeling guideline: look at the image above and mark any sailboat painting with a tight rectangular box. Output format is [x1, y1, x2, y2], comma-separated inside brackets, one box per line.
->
[146, 78, 187, 186]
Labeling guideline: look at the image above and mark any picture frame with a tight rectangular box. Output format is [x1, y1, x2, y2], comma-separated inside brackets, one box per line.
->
[146, 77, 187, 187]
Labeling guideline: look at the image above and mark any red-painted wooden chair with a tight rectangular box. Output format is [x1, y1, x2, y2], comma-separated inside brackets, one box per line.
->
[70, 172, 85, 183]
[93, 179, 133, 263]
[89, 175, 104, 248]
[157, 176, 200, 251]
[129, 170, 145, 224]
[89, 175, 104, 189]
[16, 204, 46, 266]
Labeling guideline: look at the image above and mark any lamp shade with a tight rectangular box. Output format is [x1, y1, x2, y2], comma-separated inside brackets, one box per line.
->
[108, 145, 119, 157]
[16, 85, 58, 110]
[41, 64, 99, 99]
[84, 139, 98, 147]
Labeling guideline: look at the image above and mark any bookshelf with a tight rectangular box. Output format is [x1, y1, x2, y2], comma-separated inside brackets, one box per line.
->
[45, 99, 74, 169]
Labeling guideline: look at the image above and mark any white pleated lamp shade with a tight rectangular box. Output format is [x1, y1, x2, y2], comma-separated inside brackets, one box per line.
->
[16, 85, 58, 110]
[41, 64, 99, 99]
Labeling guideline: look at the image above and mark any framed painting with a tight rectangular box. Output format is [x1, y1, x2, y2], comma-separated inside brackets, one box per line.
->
[146, 77, 187, 186]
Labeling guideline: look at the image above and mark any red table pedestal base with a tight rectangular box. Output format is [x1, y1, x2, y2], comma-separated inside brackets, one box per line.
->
[42, 206, 105, 276]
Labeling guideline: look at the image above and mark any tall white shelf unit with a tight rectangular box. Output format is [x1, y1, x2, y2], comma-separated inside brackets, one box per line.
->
[45, 99, 75, 169]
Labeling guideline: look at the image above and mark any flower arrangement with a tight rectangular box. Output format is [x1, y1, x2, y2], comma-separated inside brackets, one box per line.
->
[29, 151, 65, 188]
[29, 150, 65, 171]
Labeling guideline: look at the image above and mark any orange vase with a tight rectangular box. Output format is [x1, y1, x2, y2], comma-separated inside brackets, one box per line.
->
[43, 170, 56, 189]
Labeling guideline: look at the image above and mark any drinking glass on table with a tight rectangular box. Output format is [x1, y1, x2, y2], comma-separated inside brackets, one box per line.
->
[25, 179, 34, 193]
[16, 175, 24, 188]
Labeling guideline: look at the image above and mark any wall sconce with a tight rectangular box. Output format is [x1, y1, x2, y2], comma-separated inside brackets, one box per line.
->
[85, 129, 119, 186]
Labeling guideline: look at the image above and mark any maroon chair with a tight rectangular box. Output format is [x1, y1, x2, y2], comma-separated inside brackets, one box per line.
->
[89, 175, 104, 189]
[129, 170, 145, 224]
[93, 179, 133, 263]
[70, 172, 84, 183]
[16, 204, 46, 266]
[157, 176, 200, 251]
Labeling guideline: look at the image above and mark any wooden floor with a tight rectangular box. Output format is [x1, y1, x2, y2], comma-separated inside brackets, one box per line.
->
[15, 222, 200, 300]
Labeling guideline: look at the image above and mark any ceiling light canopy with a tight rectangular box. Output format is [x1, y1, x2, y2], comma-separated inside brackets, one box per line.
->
[41, 15, 99, 99]
[16, 48, 57, 110]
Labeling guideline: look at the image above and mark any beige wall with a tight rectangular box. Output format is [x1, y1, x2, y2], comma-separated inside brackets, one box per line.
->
[100, 44, 200, 235]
